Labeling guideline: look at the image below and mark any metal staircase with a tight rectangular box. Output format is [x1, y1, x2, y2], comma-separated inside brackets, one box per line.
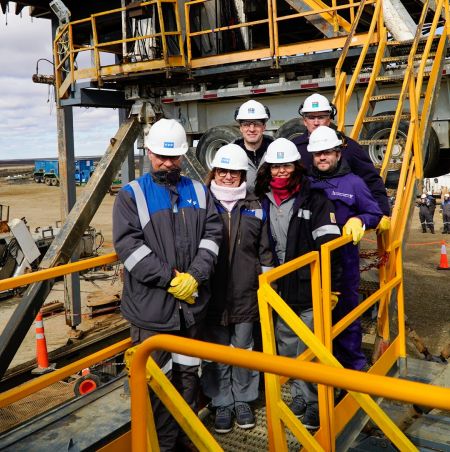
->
[335, 0, 449, 240]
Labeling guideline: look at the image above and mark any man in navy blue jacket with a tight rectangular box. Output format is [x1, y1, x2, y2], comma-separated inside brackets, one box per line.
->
[308, 126, 383, 371]
[293, 93, 390, 222]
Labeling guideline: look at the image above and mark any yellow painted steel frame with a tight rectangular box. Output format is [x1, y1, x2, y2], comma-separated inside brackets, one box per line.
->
[185, 0, 274, 69]
[129, 334, 450, 452]
[334, 0, 383, 134]
[257, 238, 418, 451]
[53, 1, 380, 98]
[54, 1, 185, 99]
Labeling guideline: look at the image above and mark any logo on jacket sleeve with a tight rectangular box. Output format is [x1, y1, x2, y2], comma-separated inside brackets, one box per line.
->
[330, 212, 336, 223]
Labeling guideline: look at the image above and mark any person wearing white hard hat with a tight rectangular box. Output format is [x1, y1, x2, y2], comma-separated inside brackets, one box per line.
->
[426, 190, 437, 228]
[292, 92, 390, 231]
[233, 99, 274, 191]
[201, 144, 274, 434]
[442, 193, 450, 233]
[113, 118, 222, 450]
[255, 137, 342, 430]
[308, 126, 382, 374]
[417, 193, 434, 233]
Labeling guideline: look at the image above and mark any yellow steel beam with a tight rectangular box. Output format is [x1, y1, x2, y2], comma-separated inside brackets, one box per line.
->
[287, 0, 352, 31]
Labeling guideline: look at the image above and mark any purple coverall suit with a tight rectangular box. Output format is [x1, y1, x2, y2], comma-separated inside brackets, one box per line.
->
[310, 159, 383, 370]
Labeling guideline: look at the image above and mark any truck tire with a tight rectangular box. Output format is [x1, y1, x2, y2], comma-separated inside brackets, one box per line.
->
[274, 118, 307, 140]
[196, 126, 241, 170]
[362, 112, 440, 187]
[51, 178, 58, 186]
[34, 176, 41, 183]
[44, 177, 51, 186]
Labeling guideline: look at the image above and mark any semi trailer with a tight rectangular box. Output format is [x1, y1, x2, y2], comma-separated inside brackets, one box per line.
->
[33, 158, 96, 186]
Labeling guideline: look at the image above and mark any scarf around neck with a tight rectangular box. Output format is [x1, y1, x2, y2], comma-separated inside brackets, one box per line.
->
[270, 177, 300, 206]
[210, 181, 247, 211]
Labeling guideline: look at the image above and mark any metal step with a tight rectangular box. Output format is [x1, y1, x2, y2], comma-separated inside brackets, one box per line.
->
[369, 92, 424, 101]
[381, 52, 436, 63]
[375, 73, 431, 83]
[358, 138, 405, 146]
[386, 35, 440, 47]
[362, 114, 410, 123]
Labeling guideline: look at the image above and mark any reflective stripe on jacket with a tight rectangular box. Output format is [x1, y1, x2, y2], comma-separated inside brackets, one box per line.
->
[262, 177, 342, 310]
[113, 173, 222, 330]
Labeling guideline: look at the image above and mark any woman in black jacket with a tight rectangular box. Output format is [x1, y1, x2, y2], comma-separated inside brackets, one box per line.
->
[201, 143, 274, 434]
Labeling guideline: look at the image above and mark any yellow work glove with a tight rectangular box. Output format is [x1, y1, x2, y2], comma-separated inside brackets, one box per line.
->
[168, 271, 198, 302]
[376, 215, 391, 234]
[343, 217, 365, 245]
[331, 292, 340, 310]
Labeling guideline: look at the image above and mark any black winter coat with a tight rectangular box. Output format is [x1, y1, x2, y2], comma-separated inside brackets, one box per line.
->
[207, 192, 274, 325]
[262, 178, 342, 311]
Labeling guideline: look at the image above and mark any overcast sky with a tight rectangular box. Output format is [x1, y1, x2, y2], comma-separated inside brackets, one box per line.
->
[0, 8, 119, 161]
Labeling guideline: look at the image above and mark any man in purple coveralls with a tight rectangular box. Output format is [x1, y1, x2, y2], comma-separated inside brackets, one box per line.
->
[308, 126, 383, 370]
[293, 93, 390, 228]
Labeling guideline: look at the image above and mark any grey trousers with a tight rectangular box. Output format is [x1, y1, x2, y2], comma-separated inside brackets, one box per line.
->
[201, 322, 259, 408]
[275, 308, 318, 404]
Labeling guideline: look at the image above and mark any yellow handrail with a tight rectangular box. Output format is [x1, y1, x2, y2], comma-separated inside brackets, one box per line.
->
[130, 335, 450, 451]
[0, 252, 118, 292]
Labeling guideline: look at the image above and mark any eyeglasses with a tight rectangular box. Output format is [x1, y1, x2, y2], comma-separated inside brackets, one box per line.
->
[303, 114, 331, 121]
[270, 163, 295, 171]
[216, 168, 242, 178]
[313, 149, 339, 156]
[240, 120, 265, 128]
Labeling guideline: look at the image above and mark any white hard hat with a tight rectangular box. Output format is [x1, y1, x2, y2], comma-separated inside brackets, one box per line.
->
[421, 194, 427, 198]
[265, 138, 301, 164]
[145, 118, 189, 156]
[427, 191, 432, 195]
[299, 93, 334, 116]
[307, 126, 343, 153]
[211, 144, 249, 171]
[235, 100, 269, 121]
[445, 193, 449, 198]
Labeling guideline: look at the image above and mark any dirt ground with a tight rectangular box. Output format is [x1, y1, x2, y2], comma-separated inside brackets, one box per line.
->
[0, 173, 449, 363]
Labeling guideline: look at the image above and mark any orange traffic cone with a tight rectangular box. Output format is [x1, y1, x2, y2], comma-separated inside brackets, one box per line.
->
[31, 311, 55, 374]
[437, 240, 450, 270]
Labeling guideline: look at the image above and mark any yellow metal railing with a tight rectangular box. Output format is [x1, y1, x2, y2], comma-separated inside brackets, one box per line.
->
[334, 0, 383, 132]
[54, 0, 185, 99]
[185, 0, 275, 69]
[1, 237, 449, 450]
[335, 0, 449, 247]
[257, 234, 421, 451]
[53, 0, 380, 99]
[129, 334, 450, 452]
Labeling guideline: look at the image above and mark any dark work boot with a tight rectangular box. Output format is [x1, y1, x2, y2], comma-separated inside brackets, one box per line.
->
[422, 227, 427, 233]
[430, 225, 435, 234]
